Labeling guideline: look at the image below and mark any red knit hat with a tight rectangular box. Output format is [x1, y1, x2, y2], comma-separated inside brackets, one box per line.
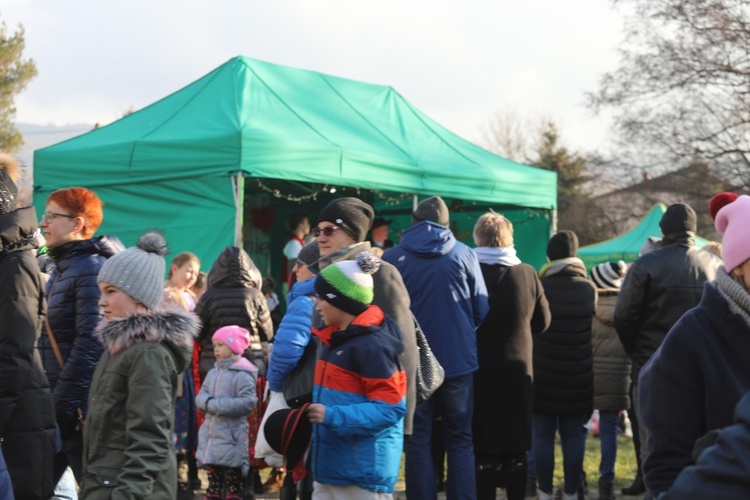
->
[709, 192, 738, 221]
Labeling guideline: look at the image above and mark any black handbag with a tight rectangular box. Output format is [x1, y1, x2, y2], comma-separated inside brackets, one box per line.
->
[414, 315, 445, 403]
[283, 336, 319, 408]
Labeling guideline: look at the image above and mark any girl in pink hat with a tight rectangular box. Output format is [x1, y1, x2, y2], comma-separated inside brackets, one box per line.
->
[196, 326, 258, 499]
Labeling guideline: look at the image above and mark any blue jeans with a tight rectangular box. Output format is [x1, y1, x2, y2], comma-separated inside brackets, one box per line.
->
[532, 413, 588, 496]
[598, 411, 619, 485]
[406, 374, 476, 500]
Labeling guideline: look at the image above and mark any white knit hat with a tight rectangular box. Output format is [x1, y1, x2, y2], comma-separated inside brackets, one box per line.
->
[98, 231, 169, 309]
[590, 261, 628, 290]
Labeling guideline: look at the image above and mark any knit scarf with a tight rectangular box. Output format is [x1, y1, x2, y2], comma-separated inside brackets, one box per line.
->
[539, 257, 586, 278]
[474, 246, 521, 267]
[716, 265, 750, 328]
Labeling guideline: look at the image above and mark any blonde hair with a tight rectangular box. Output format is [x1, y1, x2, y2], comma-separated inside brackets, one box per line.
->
[702, 241, 722, 259]
[167, 252, 200, 279]
[473, 211, 514, 248]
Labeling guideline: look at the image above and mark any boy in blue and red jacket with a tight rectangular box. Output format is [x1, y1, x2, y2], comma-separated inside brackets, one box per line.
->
[306, 252, 407, 498]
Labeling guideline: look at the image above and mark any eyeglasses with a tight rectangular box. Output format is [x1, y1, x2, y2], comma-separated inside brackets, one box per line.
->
[41, 211, 76, 222]
[312, 225, 343, 237]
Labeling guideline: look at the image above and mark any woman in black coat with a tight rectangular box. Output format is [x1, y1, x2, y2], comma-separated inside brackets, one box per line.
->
[471, 212, 551, 500]
[533, 231, 596, 500]
[0, 155, 56, 499]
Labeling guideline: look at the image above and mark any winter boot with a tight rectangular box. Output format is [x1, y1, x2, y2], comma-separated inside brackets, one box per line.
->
[598, 482, 615, 500]
[621, 472, 646, 495]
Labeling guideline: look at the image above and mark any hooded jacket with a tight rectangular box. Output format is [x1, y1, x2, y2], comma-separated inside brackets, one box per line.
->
[267, 277, 316, 392]
[196, 357, 258, 475]
[615, 206, 721, 380]
[37, 235, 123, 426]
[534, 257, 596, 415]
[81, 309, 197, 499]
[195, 246, 273, 379]
[0, 206, 56, 499]
[382, 220, 488, 378]
[311, 306, 406, 493]
[312, 241, 417, 435]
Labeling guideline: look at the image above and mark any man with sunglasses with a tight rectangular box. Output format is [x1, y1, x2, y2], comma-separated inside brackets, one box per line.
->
[309, 197, 418, 439]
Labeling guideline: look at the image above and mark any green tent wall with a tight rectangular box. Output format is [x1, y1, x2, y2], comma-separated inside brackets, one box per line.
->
[34, 56, 557, 271]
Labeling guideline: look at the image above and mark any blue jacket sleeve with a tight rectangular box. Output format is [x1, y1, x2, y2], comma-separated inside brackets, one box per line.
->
[53, 270, 104, 423]
[267, 295, 315, 392]
[660, 393, 750, 499]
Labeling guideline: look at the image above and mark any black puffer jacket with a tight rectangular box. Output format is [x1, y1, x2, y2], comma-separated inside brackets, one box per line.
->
[0, 206, 57, 499]
[533, 258, 596, 416]
[37, 235, 123, 425]
[615, 232, 721, 380]
[195, 246, 273, 379]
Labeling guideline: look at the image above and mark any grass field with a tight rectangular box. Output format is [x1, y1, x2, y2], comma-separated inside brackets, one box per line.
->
[391, 431, 642, 498]
[556, 431, 640, 493]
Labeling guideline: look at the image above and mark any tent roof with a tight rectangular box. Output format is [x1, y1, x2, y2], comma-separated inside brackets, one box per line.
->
[34, 56, 556, 209]
[578, 203, 709, 269]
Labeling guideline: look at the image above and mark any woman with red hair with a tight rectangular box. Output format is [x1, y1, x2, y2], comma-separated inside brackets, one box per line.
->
[37, 186, 123, 486]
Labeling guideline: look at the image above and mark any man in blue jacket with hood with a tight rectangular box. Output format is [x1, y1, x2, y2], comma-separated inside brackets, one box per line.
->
[383, 196, 489, 500]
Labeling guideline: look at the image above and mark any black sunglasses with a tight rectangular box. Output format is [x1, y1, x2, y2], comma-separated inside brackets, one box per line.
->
[312, 225, 343, 237]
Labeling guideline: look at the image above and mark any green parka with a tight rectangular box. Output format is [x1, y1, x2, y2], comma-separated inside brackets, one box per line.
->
[81, 309, 198, 499]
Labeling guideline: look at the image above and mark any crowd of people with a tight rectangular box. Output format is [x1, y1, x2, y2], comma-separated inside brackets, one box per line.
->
[2, 148, 750, 500]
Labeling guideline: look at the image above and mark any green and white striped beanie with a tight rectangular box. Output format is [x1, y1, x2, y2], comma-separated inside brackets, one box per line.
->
[315, 252, 380, 316]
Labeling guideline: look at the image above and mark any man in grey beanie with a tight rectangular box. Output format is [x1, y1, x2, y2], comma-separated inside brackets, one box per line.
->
[383, 195, 489, 500]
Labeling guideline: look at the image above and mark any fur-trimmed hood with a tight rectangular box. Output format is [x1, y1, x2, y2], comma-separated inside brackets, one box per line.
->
[95, 309, 199, 368]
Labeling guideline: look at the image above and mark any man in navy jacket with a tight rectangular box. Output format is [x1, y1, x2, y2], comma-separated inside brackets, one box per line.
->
[383, 196, 488, 500]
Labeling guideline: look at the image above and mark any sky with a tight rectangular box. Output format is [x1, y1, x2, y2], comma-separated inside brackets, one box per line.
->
[4, 0, 626, 155]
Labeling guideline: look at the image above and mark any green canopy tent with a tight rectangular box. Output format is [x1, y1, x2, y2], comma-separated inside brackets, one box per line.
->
[578, 203, 710, 269]
[34, 56, 557, 273]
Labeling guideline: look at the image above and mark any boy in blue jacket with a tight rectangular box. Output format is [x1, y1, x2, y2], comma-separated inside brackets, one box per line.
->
[306, 252, 407, 498]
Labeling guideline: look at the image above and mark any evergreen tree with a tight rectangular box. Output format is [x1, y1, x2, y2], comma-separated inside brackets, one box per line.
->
[0, 21, 37, 152]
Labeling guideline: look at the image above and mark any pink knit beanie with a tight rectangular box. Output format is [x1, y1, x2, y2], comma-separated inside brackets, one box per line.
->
[715, 194, 750, 272]
[212, 325, 251, 355]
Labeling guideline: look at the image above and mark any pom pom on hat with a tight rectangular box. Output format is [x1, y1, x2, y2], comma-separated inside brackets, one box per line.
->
[709, 192, 739, 221]
[315, 251, 378, 316]
[590, 261, 628, 290]
[212, 325, 251, 355]
[715, 195, 750, 271]
[98, 230, 167, 310]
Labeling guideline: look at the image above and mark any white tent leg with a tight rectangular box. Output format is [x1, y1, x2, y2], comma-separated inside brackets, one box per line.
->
[232, 172, 244, 247]
[413, 194, 419, 212]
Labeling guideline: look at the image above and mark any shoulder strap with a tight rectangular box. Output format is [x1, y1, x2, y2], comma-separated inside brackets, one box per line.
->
[44, 314, 66, 369]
